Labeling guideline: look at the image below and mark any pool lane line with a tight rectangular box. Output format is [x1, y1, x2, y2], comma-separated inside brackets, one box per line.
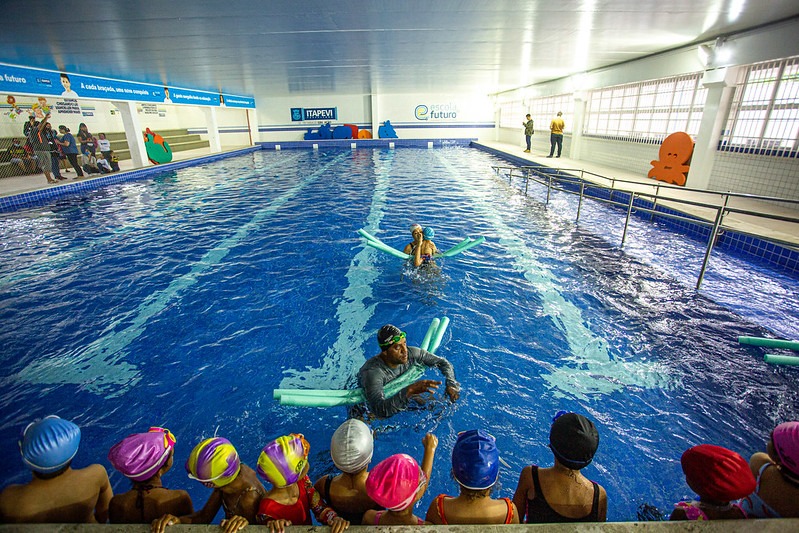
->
[435, 152, 675, 399]
[13, 152, 344, 395]
[279, 150, 397, 391]
[0, 152, 304, 290]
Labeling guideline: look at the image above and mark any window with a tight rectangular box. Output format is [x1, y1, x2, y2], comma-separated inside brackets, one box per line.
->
[584, 74, 706, 143]
[721, 57, 799, 155]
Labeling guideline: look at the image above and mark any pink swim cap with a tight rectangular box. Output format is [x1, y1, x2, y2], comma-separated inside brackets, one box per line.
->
[773, 421, 799, 477]
[365, 454, 425, 511]
[108, 427, 176, 482]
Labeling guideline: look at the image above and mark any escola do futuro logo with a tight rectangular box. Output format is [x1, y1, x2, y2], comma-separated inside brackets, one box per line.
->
[415, 103, 458, 120]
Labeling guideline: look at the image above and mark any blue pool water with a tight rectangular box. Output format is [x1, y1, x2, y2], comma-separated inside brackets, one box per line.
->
[1, 147, 798, 522]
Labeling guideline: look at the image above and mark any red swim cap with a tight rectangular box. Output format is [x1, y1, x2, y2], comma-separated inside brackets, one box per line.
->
[681, 444, 755, 502]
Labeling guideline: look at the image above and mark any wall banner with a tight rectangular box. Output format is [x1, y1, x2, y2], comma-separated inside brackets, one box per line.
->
[1, 63, 256, 108]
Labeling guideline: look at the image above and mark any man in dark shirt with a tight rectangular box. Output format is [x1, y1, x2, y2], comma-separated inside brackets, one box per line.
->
[24, 114, 56, 183]
[357, 324, 460, 418]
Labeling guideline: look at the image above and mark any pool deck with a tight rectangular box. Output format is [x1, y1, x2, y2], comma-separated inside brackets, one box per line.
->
[2, 520, 798, 532]
[2, 141, 797, 249]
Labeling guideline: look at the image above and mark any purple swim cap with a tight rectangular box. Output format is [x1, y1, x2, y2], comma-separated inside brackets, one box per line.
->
[108, 427, 176, 482]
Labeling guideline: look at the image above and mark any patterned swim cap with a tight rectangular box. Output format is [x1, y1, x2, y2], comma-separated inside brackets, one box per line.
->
[452, 430, 499, 490]
[185, 437, 241, 488]
[257, 433, 310, 488]
[331, 419, 373, 474]
[108, 427, 176, 482]
[423, 227, 435, 239]
[366, 454, 425, 511]
[19, 415, 81, 474]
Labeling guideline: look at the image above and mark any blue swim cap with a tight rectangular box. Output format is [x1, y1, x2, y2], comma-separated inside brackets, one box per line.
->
[452, 429, 499, 490]
[423, 227, 434, 239]
[19, 416, 81, 474]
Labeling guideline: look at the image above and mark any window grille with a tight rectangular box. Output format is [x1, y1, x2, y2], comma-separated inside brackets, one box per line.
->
[721, 57, 799, 156]
[584, 74, 706, 143]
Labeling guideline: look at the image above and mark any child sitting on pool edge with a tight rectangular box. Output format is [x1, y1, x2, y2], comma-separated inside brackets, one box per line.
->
[314, 419, 382, 524]
[739, 421, 799, 518]
[151, 436, 265, 533]
[107, 426, 193, 523]
[426, 429, 519, 524]
[256, 433, 349, 533]
[670, 444, 756, 520]
[0, 415, 113, 523]
[362, 433, 438, 525]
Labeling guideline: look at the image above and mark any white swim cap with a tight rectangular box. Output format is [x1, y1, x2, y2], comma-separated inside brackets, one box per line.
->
[331, 419, 373, 474]
[409, 224, 422, 233]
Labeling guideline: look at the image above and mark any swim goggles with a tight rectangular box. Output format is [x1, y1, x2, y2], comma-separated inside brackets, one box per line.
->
[379, 331, 406, 347]
[149, 426, 177, 449]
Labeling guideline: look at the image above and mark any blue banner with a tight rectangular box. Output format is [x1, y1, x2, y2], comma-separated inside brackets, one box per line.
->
[0, 63, 255, 108]
[291, 107, 337, 121]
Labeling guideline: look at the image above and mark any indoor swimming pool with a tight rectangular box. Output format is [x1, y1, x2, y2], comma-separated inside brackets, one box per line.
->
[1, 146, 797, 522]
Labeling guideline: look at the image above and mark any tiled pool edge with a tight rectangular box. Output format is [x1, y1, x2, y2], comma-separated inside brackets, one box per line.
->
[0, 147, 260, 213]
[473, 142, 799, 277]
[1, 520, 798, 532]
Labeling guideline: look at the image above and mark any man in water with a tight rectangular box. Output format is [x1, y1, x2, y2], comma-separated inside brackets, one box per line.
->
[358, 324, 460, 418]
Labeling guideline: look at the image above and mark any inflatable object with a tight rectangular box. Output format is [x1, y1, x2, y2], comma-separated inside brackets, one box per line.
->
[378, 120, 398, 139]
[358, 229, 485, 260]
[344, 124, 359, 138]
[317, 123, 333, 139]
[304, 128, 321, 140]
[333, 125, 353, 139]
[144, 128, 173, 164]
[358, 130, 372, 139]
[273, 317, 450, 407]
[739, 336, 799, 351]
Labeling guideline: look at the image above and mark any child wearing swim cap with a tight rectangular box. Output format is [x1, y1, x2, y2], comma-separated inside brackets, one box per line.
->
[426, 429, 519, 524]
[670, 444, 755, 520]
[362, 432, 438, 526]
[151, 436, 265, 533]
[739, 421, 799, 518]
[0, 415, 113, 523]
[107, 427, 193, 523]
[255, 433, 349, 533]
[313, 419, 382, 524]
[513, 412, 608, 523]
[403, 224, 438, 266]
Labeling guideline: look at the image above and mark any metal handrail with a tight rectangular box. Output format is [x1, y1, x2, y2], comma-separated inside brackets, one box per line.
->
[491, 165, 799, 290]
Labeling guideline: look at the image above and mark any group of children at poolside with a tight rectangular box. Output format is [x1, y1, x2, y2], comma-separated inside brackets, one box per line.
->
[1, 411, 797, 529]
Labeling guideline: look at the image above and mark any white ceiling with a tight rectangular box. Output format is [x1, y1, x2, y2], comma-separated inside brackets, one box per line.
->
[4, 1, 799, 98]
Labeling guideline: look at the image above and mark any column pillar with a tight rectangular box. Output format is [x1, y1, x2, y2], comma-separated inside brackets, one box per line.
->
[112, 100, 148, 168]
[687, 66, 740, 189]
[203, 107, 222, 152]
[371, 95, 379, 138]
[570, 91, 588, 160]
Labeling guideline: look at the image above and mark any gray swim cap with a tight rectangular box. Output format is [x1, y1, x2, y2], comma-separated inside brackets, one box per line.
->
[331, 419, 373, 474]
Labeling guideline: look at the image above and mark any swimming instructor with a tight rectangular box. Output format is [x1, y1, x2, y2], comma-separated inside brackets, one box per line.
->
[358, 324, 460, 418]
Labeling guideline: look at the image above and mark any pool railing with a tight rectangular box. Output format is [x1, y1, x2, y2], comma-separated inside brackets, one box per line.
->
[492, 165, 799, 290]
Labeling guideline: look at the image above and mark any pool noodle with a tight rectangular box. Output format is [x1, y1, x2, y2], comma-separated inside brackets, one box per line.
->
[438, 236, 486, 258]
[435, 237, 472, 257]
[738, 336, 799, 351]
[358, 229, 412, 259]
[275, 317, 449, 406]
[420, 318, 440, 352]
[764, 354, 799, 366]
[428, 316, 450, 354]
[277, 365, 425, 407]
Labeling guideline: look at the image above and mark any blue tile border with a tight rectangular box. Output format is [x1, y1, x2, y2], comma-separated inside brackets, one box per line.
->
[472, 142, 799, 278]
[257, 138, 475, 150]
[0, 147, 260, 213]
